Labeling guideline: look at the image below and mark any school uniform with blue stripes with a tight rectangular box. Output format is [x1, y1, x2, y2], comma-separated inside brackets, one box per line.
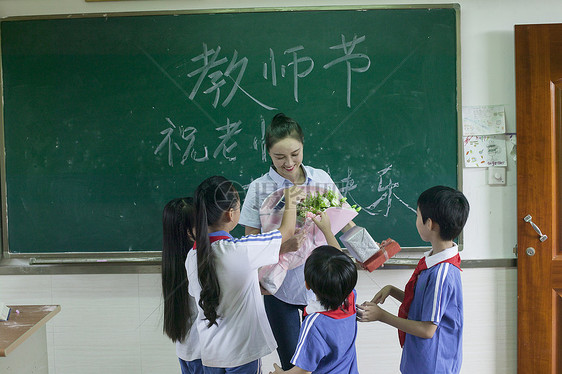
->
[291, 290, 359, 373]
[400, 246, 463, 374]
[186, 230, 282, 371]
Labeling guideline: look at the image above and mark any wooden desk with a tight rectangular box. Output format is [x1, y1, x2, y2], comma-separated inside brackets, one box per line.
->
[0, 305, 61, 373]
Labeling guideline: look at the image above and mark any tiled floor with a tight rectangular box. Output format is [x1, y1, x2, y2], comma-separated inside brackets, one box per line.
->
[0, 267, 516, 373]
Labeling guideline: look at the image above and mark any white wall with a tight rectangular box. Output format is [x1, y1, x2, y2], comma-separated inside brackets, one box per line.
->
[2, 0, 558, 372]
[0, 268, 517, 374]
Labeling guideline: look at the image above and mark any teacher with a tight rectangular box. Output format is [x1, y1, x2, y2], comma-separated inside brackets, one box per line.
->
[239, 113, 354, 370]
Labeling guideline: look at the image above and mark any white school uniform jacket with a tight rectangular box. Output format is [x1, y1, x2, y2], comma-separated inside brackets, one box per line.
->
[175, 293, 201, 362]
[186, 230, 281, 368]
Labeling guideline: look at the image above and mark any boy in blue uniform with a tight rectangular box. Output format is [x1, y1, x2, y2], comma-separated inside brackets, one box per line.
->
[357, 185, 469, 374]
[270, 213, 359, 374]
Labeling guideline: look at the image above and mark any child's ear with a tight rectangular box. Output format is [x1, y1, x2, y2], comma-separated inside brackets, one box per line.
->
[305, 281, 311, 290]
[224, 209, 234, 223]
[427, 218, 440, 233]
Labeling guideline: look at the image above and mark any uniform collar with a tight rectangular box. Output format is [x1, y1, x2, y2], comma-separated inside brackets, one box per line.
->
[304, 297, 327, 314]
[209, 230, 233, 239]
[424, 242, 459, 268]
[193, 231, 233, 249]
[304, 291, 356, 319]
[268, 165, 310, 188]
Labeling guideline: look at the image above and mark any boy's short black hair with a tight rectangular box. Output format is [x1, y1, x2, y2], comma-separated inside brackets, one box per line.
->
[304, 245, 358, 311]
[417, 185, 469, 241]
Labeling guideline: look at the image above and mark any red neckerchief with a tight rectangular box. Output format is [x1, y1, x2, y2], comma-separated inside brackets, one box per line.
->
[303, 291, 356, 319]
[397, 253, 461, 347]
[192, 235, 231, 249]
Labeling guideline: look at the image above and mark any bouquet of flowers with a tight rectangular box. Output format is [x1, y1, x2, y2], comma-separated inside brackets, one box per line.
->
[258, 186, 360, 294]
[297, 189, 360, 219]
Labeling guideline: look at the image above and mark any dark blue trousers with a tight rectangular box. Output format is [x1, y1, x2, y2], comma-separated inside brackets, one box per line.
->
[263, 295, 305, 370]
[179, 358, 203, 374]
[202, 360, 260, 373]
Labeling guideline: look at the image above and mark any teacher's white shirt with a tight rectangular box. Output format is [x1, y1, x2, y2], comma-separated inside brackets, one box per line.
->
[239, 165, 341, 305]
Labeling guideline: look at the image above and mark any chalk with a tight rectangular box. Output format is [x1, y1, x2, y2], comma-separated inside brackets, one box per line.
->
[15, 309, 20, 314]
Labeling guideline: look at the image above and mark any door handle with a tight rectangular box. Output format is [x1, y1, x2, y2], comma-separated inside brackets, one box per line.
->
[523, 215, 548, 242]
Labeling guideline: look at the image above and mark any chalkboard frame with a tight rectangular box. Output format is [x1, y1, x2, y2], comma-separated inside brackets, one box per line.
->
[0, 4, 462, 261]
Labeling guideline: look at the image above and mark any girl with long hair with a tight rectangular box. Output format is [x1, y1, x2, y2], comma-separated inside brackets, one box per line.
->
[162, 197, 202, 373]
[188, 175, 302, 373]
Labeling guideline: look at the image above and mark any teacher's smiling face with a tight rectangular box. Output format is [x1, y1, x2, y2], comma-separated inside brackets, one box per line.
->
[269, 137, 304, 184]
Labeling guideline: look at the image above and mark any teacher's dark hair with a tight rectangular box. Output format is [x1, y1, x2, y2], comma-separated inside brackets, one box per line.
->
[304, 245, 358, 311]
[194, 175, 240, 327]
[265, 113, 305, 151]
[162, 197, 195, 342]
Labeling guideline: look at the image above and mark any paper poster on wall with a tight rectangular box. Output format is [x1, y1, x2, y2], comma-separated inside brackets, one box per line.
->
[462, 105, 506, 135]
[463, 135, 507, 167]
[507, 135, 517, 162]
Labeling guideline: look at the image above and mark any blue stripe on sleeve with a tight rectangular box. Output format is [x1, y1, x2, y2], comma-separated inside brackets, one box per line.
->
[292, 313, 320, 363]
[431, 263, 449, 323]
[227, 230, 282, 244]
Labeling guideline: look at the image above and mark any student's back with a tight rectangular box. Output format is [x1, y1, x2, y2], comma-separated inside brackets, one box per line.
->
[400, 260, 463, 373]
[357, 185, 469, 374]
[271, 242, 359, 374]
[188, 175, 302, 371]
[293, 290, 358, 374]
[186, 231, 280, 367]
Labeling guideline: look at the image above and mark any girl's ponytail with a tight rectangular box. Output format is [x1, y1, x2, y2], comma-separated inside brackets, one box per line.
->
[194, 194, 220, 327]
[162, 197, 195, 342]
[194, 176, 239, 327]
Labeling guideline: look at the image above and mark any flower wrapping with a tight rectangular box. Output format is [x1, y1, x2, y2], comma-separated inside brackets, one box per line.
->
[258, 186, 358, 294]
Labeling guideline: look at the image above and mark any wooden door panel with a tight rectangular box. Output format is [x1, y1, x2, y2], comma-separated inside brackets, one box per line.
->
[557, 293, 562, 372]
[554, 261, 562, 285]
[554, 77, 562, 374]
[516, 24, 562, 374]
[552, 40, 562, 77]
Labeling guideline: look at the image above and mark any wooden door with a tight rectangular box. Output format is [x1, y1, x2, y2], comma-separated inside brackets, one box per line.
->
[515, 23, 562, 374]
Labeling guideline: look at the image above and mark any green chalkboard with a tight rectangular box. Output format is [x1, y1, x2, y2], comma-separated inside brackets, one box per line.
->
[1, 6, 459, 254]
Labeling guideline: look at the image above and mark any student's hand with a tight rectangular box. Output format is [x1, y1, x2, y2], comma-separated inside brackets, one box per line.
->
[380, 238, 392, 247]
[356, 302, 385, 322]
[341, 220, 356, 233]
[311, 211, 331, 234]
[270, 363, 285, 374]
[259, 284, 271, 295]
[284, 186, 305, 208]
[279, 229, 308, 254]
[371, 285, 393, 304]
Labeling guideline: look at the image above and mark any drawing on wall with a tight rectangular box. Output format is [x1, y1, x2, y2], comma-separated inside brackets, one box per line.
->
[463, 135, 507, 167]
[462, 105, 506, 135]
